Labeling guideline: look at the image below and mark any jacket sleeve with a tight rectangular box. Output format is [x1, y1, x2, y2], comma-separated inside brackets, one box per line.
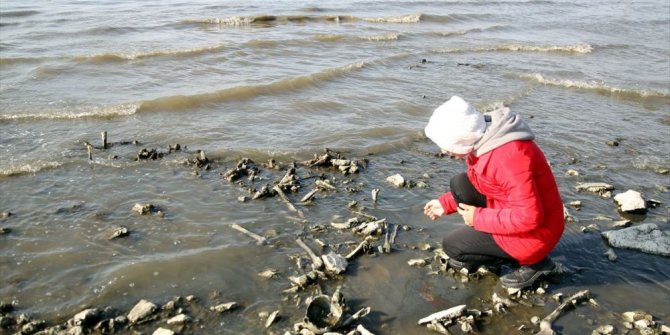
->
[472, 151, 544, 235]
[438, 192, 458, 215]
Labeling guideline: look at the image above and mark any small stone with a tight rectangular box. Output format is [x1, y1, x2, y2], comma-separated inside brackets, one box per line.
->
[612, 220, 631, 228]
[71, 308, 100, 327]
[407, 258, 427, 267]
[0, 227, 11, 235]
[167, 314, 191, 325]
[0, 211, 11, 219]
[604, 248, 617, 261]
[606, 140, 619, 147]
[258, 269, 279, 279]
[569, 200, 582, 210]
[576, 182, 614, 198]
[566, 169, 579, 176]
[152, 328, 175, 335]
[386, 174, 405, 188]
[655, 167, 670, 175]
[127, 299, 157, 324]
[132, 203, 154, 215]
[531, 316, 540, 324]
[238, 196, 248, 203]
[594, 324, 614, 334]
[109, 227, 129, 240]
[210, 302, 238, 313]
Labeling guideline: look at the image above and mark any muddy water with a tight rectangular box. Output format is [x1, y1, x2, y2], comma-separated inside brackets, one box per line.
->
[1, 0, 669, 334]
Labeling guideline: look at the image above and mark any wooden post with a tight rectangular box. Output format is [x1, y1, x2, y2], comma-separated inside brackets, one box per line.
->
[84, 142, 93, 160]
[101, 131, 107, 149]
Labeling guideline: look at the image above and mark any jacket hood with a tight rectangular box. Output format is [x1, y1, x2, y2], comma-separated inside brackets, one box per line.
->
[473, 107, 534, 157]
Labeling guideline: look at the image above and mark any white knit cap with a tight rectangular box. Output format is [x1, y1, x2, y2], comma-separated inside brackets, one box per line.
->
[424, 96, 486, 155]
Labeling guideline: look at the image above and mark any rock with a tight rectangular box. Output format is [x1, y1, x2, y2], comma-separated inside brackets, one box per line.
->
[386, 174, 405, 188]
[127, 299, 157, 324]
[407, 258, 427, 267]
[566, 169, 579, 176]
[321, 252, 348, 274]
[593, 324, 614, 334]
[210, 302, 238, 313]
[109, 227, 129, 240]
[614, 190, 647, 213]
[569, 200, 582, 210]
[0, 211, 11, 219]
[606, 140, 619, 147]
[132, 203, 154, 215]
[152, 328, 175, 335]
[604, 248, 617, 261]
[0, 227, 10, 235]
[576, 182, 614, 198]
[167, 313, 191, 324]
[612, 220, 632, 228]
[602, 224, 670, 256]
[71, 308, 100, 327]
[258, 269, 279, 279]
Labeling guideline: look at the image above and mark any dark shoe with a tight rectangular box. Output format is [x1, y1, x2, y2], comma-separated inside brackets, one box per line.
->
[500, 257, 555, 289]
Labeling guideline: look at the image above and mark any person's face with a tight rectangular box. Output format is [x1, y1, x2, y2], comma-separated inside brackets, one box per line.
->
[441, 148, 468, 159]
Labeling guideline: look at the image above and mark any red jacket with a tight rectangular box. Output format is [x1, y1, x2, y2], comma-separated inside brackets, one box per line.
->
[439, 140, 564, 265]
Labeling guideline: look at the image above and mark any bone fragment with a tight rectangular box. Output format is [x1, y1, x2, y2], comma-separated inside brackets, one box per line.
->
[536, 290, 591, 335]
[296, 238, 324, 270]
[273, 185, 304, 218]
[300, 189, 318, 203]
[346, 236, 374, 260]
[230, 224, 267, 245]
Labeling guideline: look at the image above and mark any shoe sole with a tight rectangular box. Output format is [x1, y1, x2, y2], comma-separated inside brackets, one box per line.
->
[501, 267, 555, 289]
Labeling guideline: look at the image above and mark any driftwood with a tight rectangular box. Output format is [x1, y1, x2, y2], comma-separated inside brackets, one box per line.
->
[314, 179, 337, 191]
[230, 224, 267, 245]
[273, 185, 304, 218]
[536, 290, 591, 335]
[296, 238, 324, 270]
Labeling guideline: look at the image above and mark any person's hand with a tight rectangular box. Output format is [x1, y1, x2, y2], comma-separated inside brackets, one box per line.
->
[456, 203, 476, 227]
[423, 199, 445, 220]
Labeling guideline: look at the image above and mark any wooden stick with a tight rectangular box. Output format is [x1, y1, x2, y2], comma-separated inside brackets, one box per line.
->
[101, 131, 107, 149]
[230, 224, 267, 245]
[273, 185, 304, 218]
[536, 290, 591, 335]
[296, 238, 323, 270]
[300, 189, 318, 203]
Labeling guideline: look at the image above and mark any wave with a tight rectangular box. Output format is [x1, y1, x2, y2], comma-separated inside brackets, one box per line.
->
[0, 56, 54, 65]
[74, 44, 226, 63]
[0, 10, 40, 18]
[362, 14, 422, 23]
[521, 73, 670, 99]
[359, 33, 401, 41]
[0, 161, 62, 177]
[0, 104, 138, 122]
[137, 61, 368, 112]
[434, 25, 510, 37]
[183, 13, 424, 26]
[432, 43, 594, 54]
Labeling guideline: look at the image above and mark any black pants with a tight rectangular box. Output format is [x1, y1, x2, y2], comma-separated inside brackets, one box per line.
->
[442, 173, 517, 267]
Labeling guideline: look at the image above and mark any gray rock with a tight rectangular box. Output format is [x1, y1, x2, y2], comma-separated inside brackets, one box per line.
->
[614, 190, 647, 213]
[602, 224, 670, 256]
[321, 252, 348, 274]
[71, 308, 100, 327]
[127, 299, 157, 324]
[167, 313, 191, 325]
[386, 174, 405, 188]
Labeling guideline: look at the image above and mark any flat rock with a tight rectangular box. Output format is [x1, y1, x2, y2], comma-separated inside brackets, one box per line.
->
[614, 190, 647, 213]
[601, 223, 670, 256]
[575, 182, 614, 198]
[127, 299, 157, 324]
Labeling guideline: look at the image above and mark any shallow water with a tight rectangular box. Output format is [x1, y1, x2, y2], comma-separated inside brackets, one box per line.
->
[1, 0, 669, 334]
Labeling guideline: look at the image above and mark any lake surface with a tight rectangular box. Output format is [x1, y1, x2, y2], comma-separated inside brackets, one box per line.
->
[1, 0, 669, 333]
